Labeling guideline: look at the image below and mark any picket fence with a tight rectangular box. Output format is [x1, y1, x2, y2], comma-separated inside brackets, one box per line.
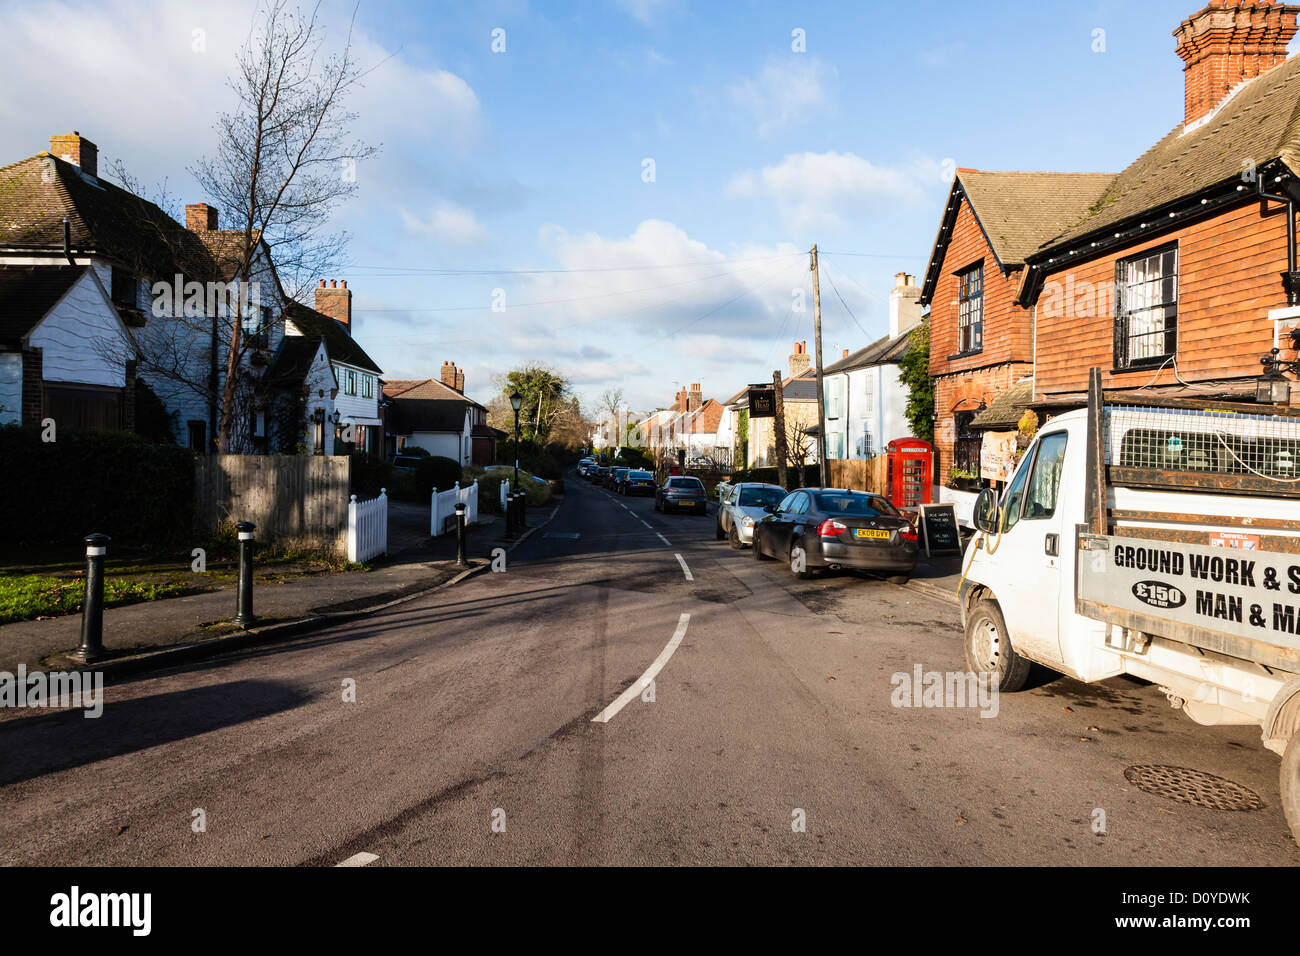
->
[347, 489, 388, 563]
[499, 479, 510, 510]
[430, 481, 479, 536]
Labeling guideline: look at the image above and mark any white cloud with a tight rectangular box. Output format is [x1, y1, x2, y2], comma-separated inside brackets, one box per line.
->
[726, 57, 837, 138]
[400, 202, 490, 247]
[727, 151, 940, 233]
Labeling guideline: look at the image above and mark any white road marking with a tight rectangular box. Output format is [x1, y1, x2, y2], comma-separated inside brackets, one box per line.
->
[656, 533, 671, 547]
[336, 852, 379, 867]
[592, 613, 691, 723]
[674, 553, 694, 581]
[641, 520, 653, 529]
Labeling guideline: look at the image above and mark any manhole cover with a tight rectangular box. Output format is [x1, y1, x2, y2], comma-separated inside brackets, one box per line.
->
[1123, 765, 1265, 811]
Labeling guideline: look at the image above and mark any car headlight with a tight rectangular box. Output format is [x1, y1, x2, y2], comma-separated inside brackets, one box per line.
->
[741, 514, 754, 527]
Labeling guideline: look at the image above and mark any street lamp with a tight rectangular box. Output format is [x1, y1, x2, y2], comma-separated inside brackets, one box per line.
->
[509, 390, 523, 489]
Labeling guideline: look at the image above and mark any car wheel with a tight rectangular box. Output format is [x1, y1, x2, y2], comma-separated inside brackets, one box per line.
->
[753, 529, 769, 560]
[715, 520, 725, 541]
[886, 574, 910, 585]
[963, 598, 1031, 693]
[728, 523, 744, 550]
[789, 539, 817, 579]
[697, 504, 707, 516]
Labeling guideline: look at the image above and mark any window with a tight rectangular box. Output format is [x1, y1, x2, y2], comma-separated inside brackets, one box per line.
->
[1023, 431, 1068, 520]
[738, 487, 786, 508]
[1115, 243, 1177, 369]
[361, 374, 374, 399]
[957, 264, 983, 353]
[815, 492, 899, 516]
[776, 493, 799, 513]
[955, 410, 982, 475]
[827, 381, 842, 419]
[346, 368, 357, 396]
[999, 446, 1034, 533]
[789, 493, 810, 514]
[242, 306, 267, 349]
[110, 267, 136, 308]
[187, 420, 207, 452]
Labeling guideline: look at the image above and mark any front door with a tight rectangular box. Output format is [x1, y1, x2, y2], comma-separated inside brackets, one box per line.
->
[991, 429, 1070, 664]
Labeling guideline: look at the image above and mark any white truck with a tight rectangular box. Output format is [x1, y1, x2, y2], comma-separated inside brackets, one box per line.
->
[960, 369, 1300, 846]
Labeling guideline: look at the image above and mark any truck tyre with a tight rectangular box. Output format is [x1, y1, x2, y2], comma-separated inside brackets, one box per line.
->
[964, 598, 1031, 693]
[1283, 733, 1300, 849]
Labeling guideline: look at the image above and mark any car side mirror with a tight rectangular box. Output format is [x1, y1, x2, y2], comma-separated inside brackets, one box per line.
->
[973, 488, 1000, 534]
[764, 504, 777, 514]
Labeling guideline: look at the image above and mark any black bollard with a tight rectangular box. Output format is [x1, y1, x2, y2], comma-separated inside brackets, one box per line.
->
[504, 488, 516, 537]
[234, 521, 257, 627]
[76, 533, 110, 663]
[455, 502, 468, 567]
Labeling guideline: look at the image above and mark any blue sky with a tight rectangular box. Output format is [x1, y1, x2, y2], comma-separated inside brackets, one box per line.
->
[0, 0, 1265, 413]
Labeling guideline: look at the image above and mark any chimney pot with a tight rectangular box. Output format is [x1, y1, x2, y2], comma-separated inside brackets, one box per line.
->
[315, 278, 353, 336]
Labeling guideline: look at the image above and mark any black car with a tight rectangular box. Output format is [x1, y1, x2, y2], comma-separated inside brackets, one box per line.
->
[605, 466, 629, 490]
[752, 488, 918, 583]
[621, 469, 656, 495]
[655, 476, 707, 514]
[588, 465, 610, 483]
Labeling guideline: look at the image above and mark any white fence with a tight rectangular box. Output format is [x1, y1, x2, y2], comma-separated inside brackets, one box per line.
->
[500, 479, 510, 510]
[431, 481, 479, 536]
[347, 489, 388, 562]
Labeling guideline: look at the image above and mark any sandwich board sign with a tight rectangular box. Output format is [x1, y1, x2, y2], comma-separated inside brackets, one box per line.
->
[918, 503, 962, 556]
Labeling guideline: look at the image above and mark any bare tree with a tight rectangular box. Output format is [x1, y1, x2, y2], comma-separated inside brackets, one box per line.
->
[192, 0, 379, 451]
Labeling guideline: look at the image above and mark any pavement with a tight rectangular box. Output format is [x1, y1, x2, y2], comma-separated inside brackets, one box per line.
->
[0, 499, 550, 674]
[2, 468, 1296, 866]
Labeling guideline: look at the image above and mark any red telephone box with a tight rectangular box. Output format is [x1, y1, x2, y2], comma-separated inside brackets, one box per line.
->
[886, 438, 933, 509]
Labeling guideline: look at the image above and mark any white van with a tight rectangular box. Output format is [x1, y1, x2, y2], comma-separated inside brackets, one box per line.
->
[960, 370, 1300, 846]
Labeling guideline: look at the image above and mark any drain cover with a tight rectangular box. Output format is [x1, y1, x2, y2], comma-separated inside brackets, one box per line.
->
[1123, 765, 1265, 812]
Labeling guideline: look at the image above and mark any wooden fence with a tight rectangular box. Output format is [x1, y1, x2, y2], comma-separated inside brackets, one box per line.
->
[828, 456, 890, 496]
[195, 455, 353, 552]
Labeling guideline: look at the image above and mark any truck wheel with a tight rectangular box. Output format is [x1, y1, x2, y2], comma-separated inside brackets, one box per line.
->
[1283, 733, 1300, 849]
[964, 598, 1031, 693]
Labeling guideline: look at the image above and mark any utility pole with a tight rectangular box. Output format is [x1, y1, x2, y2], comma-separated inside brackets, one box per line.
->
[773, 369, 789, 490]
[810, 243, 829, 487]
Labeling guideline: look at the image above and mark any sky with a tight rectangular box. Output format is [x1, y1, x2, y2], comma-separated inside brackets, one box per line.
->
[0, 0, 1273, 414]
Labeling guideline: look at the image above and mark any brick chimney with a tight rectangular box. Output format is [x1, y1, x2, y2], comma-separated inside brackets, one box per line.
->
[789, 340, 810, 378]
[687, 383, 702, 411]
[186, 203, 218, 232]
[315, 279, 352, 335]
[1175, 1, 1300, 129]
[441, 361, 462, 392]
[889, 272, 923, 338]
[49, 132, 97, 177]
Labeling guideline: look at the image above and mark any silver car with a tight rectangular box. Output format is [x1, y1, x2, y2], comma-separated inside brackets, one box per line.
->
[715, 482, 787, 548]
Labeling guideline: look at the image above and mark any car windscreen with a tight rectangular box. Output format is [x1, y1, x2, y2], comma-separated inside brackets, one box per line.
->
[814, 493, 899, 517]
[738, 487, 786, 507]
[666, 478, 704, 489]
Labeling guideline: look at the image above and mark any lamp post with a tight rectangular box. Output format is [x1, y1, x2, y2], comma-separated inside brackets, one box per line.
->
[509, 390, 523, 491]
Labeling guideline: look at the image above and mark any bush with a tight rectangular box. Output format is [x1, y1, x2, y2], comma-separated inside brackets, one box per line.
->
[615, 447, 653, 469]
[413, 455, 463, 499]
[0, 425, 194, 552]
[476, 469, 552, 512]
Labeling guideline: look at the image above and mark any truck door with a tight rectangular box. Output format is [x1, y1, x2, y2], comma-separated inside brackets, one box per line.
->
[994, 430, 1070, 664]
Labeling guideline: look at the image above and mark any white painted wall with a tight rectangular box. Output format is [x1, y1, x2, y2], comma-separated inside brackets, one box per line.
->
[303, 345, 336, 456]
[407, 431, 462, 460]
[824, 362, 914, 460]
[27, 270, 128, 387]
[0, 353, 20, 425]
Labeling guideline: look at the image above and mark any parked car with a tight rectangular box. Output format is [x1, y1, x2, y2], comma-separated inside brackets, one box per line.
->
[752, 488, 918, 582]
[391, 454, 425, 472]
[590, 465, 611, 484]
[655, 476, 708, 514]
[577, 457, 594, 477]
[716, 482, 787, 549]
[621, 469, 656, 496]
[607, 466, 630, 491]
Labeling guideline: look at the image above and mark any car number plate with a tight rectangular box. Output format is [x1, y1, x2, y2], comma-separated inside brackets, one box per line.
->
[855, 529, 890, 539]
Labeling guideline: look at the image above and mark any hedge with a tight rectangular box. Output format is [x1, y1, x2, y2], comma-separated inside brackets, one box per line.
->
[0, 425, 195, 551]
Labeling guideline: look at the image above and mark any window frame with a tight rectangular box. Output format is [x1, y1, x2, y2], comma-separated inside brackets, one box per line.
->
[956, 263, 984, 355]
[1114, 242, 1178, 370]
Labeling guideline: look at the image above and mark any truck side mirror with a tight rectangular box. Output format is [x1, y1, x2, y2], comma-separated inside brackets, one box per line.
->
[973, 488, 1000, 534]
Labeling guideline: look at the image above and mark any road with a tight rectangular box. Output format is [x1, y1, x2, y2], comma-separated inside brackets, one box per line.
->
[1, 472, 1297, 866]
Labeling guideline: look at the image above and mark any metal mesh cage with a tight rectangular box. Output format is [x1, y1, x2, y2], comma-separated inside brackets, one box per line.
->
[1106, 405, 1300, 482]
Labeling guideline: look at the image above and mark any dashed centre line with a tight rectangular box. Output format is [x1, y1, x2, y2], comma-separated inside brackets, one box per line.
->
[656, 533, 671, 547]
[591, 613, 691, 723]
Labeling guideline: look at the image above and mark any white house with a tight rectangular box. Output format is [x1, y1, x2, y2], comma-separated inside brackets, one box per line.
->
[383, 364, 501, 466]
[821, 273, 924, 460]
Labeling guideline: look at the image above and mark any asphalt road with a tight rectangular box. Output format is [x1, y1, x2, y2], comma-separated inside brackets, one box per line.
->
[2, 472, 1298, 866]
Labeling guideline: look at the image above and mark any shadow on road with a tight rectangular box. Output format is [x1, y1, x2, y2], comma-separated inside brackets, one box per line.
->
[0, 679, 310, 786]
